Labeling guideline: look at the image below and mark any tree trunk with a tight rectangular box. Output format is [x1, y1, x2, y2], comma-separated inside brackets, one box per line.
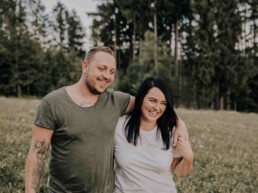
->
[113, 13, 118, 68]
[227, 89, 230, 110]
[17, 85, 22, 98]
[132, 14, 136, 60]
[154, 10, 158, 76]
[174, 19, 179, 77]
[220, 95, 224, 110]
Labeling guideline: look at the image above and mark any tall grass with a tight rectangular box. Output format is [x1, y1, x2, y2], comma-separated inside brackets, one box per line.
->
[0, 97, 257, 193]
[175, 109, 258, 193]
[0, 97, 48, 193]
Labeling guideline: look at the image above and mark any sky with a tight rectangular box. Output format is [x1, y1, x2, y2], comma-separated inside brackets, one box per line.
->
[44, 0, 103, 50]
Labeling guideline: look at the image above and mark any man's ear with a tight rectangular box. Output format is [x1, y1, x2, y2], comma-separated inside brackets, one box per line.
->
[82, 60, 88, 73]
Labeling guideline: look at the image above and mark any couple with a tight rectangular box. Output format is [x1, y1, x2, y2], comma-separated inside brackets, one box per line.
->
[25, 46, 193, 193]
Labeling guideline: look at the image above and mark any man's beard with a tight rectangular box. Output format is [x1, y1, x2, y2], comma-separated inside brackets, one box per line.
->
[85, 79, 105, 95]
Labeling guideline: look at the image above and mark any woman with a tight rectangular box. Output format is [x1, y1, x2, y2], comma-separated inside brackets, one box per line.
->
[114, 77, 193, 193]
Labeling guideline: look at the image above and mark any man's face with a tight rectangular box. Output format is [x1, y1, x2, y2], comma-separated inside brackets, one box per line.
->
[83, 51, 116, 95]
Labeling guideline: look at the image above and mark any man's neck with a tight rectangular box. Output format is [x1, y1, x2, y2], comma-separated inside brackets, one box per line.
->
[76, 81, 99, 98]
[66, 82, 99, 107]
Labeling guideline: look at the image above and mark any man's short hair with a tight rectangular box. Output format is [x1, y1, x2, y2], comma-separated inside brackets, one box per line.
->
[85, 46, 115, 64]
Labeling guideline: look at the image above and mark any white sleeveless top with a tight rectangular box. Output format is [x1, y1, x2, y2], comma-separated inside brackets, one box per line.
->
[114, 116, 181, 193]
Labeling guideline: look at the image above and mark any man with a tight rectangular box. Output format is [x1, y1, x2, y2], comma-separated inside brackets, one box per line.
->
[25, 46, 188, 193]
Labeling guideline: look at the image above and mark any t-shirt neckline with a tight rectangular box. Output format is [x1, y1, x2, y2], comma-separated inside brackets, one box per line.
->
[63, 86, 102, 109]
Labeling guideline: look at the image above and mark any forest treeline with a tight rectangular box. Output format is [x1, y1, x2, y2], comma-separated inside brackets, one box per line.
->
[0, 0, 257, 112]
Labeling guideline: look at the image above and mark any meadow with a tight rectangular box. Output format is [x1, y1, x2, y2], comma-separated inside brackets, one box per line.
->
[0, 97, 258, 193]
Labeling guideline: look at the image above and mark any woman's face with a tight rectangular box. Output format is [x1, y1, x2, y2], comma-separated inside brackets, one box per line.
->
[141, 87, 167, 124]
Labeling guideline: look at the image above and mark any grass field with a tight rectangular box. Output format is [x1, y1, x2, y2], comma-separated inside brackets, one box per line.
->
[0, 97, 258, 193]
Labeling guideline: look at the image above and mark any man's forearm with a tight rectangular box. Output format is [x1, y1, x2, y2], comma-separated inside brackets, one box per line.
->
[25, 139, 49, 193]
[173, 156, 193, 177]
[176, 118, 188, 135]
[173, 118, 189, 146]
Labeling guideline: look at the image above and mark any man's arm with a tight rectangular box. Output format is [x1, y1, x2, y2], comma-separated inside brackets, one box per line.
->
[171, 136, 193, 177]
[25, 124, 53, 193]
[171, 156, 193, 177]
[173, 118, 189, 146]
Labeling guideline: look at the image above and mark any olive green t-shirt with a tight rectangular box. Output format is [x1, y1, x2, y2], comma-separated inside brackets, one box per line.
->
[33, 87, 130, 193]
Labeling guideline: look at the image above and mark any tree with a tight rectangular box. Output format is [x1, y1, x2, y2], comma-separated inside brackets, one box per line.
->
[51, 2, 68, 50]
[27, 0, 49, 48]
[66, 9, 85, 58]
[182, 0, 255, 110]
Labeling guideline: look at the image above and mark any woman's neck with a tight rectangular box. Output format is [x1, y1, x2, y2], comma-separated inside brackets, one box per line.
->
[140, 120, 157, 131]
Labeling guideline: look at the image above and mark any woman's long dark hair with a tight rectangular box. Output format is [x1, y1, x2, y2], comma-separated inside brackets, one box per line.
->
[125, 77, 178, 150]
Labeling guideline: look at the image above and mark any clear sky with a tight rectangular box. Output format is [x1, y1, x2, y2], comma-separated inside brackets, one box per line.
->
[44, 0, 103, 50]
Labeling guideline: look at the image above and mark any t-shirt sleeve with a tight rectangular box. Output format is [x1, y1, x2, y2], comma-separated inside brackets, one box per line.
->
[33, 98, 55, 130]
[113, 91, 130, 115]
[115, 116, 127, 145]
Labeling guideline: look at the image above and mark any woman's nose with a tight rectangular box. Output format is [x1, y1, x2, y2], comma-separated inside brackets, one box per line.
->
[153, 103, 160, 110]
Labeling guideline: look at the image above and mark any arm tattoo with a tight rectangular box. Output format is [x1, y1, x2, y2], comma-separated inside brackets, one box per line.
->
[31, 140, 49, 190]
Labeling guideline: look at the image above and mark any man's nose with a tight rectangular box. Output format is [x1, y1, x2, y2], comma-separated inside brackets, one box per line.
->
[102, 71, 110, 80]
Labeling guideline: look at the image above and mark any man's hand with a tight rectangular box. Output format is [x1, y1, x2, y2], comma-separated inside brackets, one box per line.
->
[173, 118, 189, 146]
[171, 135, 193, 177]
[175, 136, 193, 161]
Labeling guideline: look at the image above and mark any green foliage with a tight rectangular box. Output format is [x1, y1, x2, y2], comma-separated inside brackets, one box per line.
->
[117, 30, 180, 100]
[43, 48, 82, 93]
[117, 60, 145, 95]
[66, 10, 86, 58]
[0, 0, 85, 97]
[88, 2, 115, 47]
[52, 2, 68, 49]
[117, 31, 154, 94]
[28, 0, 49, 47]
[0, 0, 257, 112]
[182, 0, 257, 110]
[235, 94, 258, 112]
